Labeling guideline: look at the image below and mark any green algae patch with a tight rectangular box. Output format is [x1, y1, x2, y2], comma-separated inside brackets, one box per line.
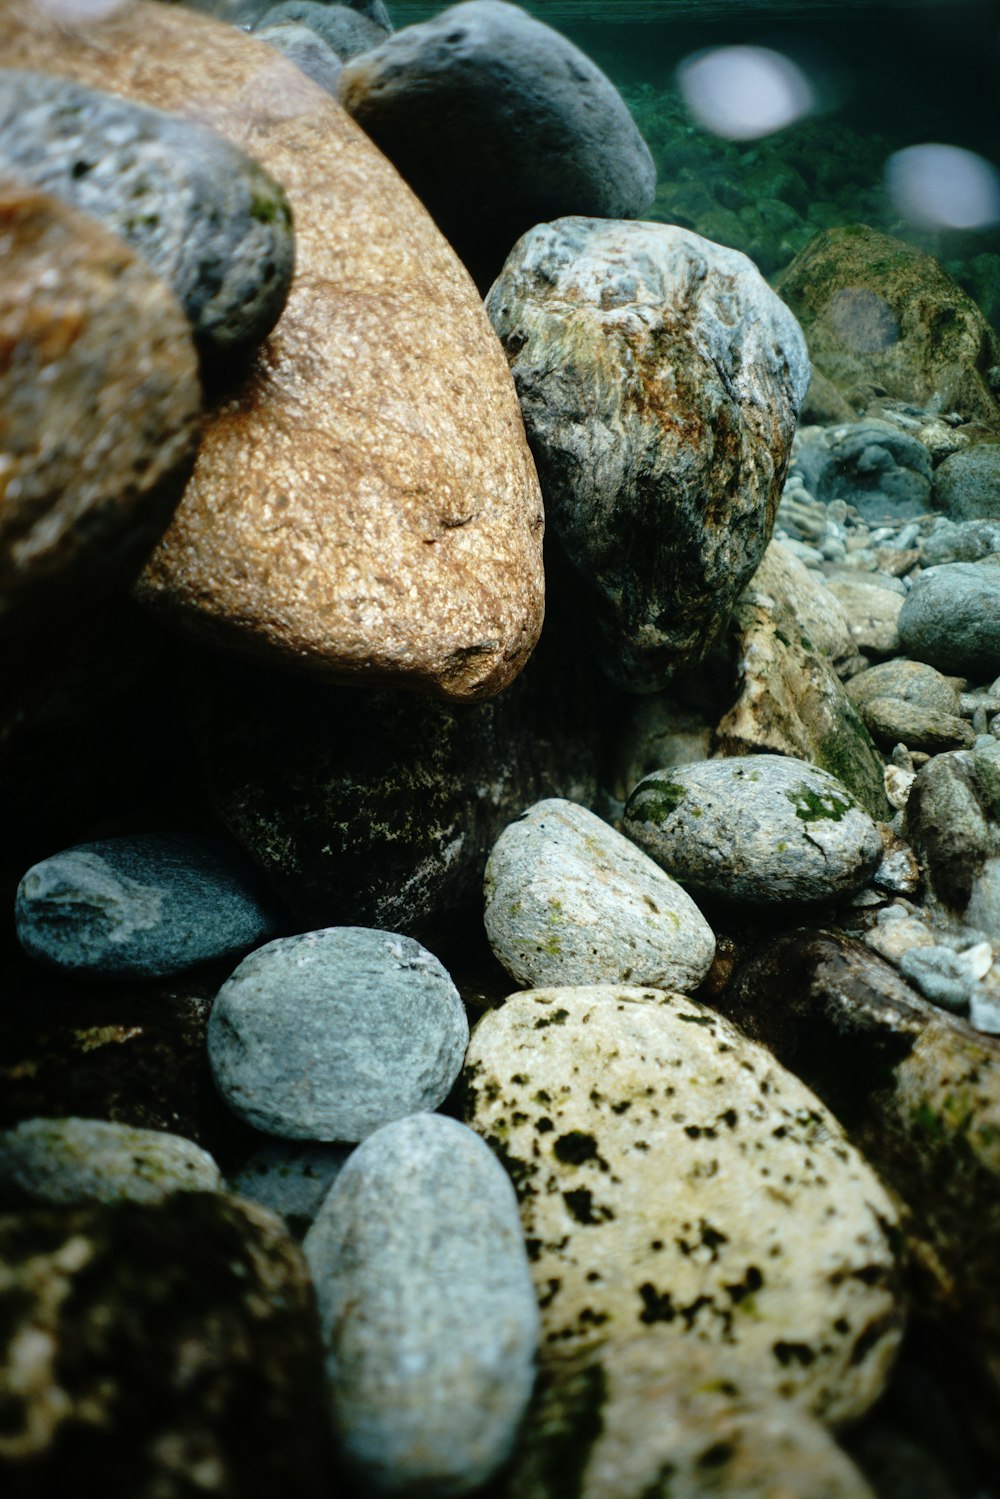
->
[785, 782, 854, 823]
[633, 779, 687, 825]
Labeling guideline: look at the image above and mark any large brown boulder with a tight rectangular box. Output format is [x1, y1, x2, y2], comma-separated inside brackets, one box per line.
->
[776, 225, 1000, 427]
[0, 0, 544, 701]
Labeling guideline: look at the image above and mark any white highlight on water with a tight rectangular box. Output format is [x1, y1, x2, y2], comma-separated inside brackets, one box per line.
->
[885, 143, 1000, 230]
[677, 45, 815, 141]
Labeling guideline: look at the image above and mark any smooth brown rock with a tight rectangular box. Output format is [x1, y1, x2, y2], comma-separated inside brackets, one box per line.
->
[0, 179, 200, 641]
[0, 0, 544, 701]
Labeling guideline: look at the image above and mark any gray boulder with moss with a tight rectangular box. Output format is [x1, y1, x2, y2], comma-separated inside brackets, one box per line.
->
[487, 218, 809, 692]
[0, 1117, 221, 1207]
[624, 754, 883, 906]
[0, 70, 294, 363]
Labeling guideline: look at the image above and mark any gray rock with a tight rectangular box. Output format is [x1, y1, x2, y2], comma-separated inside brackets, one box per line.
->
[898, 946, 977, 1012]
[185, 0, 390, 25]
[338, 1, 656, 288]
[934, 442, 1000, 521]
[624, 755, 883, 906]
[898, 563, 1000, 677]
[923, 517, 1000, 565]
[229, 1140, 352, 1236]
[605, 693, 714, 806]
[826, 575, 903, 656]
[465, 986, 904, 1424]
[749, 539, 860, 676]
[820, 420, 933, 521]
[207, 928, 469, 1140]
[303, 1113, 538, 1495]
[15, 834, 282, 982]
[845, 659, 963, 717]
[501, 1338, 877, 1499]
[0, 70, 293, 363]
[0, 1194, 331, 1497]
[253, 21, 344, 93]
[487, 218, 808, 691]
[906, 740, 1000, 925]
[484, 799, 715, 993]
[0, 1117, 221, 1207]
[253, 2, 387, 59]
[855, 697, 975, 754]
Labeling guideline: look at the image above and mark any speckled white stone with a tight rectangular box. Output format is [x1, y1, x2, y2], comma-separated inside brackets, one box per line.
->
[484, 799, 715, 992]
[464, 986, 905, 1426]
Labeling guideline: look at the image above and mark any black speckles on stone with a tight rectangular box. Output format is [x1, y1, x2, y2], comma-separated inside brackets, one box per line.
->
[676, 1013, 716, 1026]
[611, 1100, 631, 1115]
[534, 1008, 570, 1030]
[725, 1266, 764, 1305]
[773, 1340, 817, 1367]
[719, 1109, 738, 1129]
[538, 1277, 562, 1308]
[849, 1313, 899, 1367]
[697, 1442, 734, 1470]
[553, 1130, 609, 1170]
[638, 1282, 677, 1324]
[562, 1188, 614, 1225]
[535, 1117, 555, 1134]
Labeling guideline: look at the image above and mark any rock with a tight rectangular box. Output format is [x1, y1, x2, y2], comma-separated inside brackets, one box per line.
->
[0, 180, 200, 642]
[500, 1338, 877, 1499]
[775, 227, 1000, 428]
[898, 564, 1000, 678]
[3, 0, 544, 702]
[934, 442, 1000, 521]
[0, 964, 235, 1150]
[207, 928, 469, 1140]
[720, 930, 1000, 1428]
[464, 985, 904, 1424]
[898, 944, 989, 1013]
[252, 1, 387, 59]
[15, 833, 282, 981]
[820, 420, 933, 522]
[923, 517, 1000, 565]
[483, 799, 715, 993]
[303, 1113, 538, 1495]
[229, 1140, 352, 1237]
[853, 698, 975, 755]
[713, 594, 890, 821]
[250, 21, 343, 95]
[749, 539, 859, 676]
[905, 741, 1000, 919]
[487, 218, 809, 691]
[338, 0, 656, 289]
[845, 660, 964, 718]
[624, 755, 883, 907]
[0, 1194, 331, 1497]
[187, 0, 391, 25]
[196, 625, 605, 935]
[0, 70, 293, 364]
[826, 576, 904, 656]
[0, 1116, 221, 1207]
[605, 692, 714, 808]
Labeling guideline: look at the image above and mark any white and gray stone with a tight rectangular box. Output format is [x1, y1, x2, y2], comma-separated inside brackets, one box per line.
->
[252, 20, 343, 94]
[0, 70, 293, 363]
[15, 833, 282, 981]
[207, 928, 469, 1140]
[825, 575, 903, 657]
[303, 1112, 539, 1496]
[487, 218, 809, 690]
[484, 799, 715, 994]
[0, 1117, 221, 1207]
[624, 755, 883, 906]
[464, 986, 905, 1424]
[338, 1, 656, 287]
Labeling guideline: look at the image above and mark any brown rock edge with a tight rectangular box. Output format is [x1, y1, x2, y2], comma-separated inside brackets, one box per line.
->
[1, 0, 544, 700]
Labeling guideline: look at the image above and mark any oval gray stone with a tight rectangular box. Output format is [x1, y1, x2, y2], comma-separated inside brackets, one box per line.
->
[207, 928, 470, 1140]
[252, 1, 387, 59]
[898, 563, 1000, 678]
[484, 798, 715, 993]
[845, 659, 963, 717]
[0, 1117, 221, 1207]
[0, 70, 294, 362]
[623, 755, 883, 905]
[338, 1, 656, 288]
[487, 218, 809, 690]
[15, 833, 282, 981]
[253, 21, 344, 95]
[303, 1112, 539, 1495]
[934, 442, 1000, 521]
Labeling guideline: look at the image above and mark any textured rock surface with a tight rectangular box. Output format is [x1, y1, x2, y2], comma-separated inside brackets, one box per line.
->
[253, 20, 343, 94]
[749, 539, 859, 675]
[500, 1338, 877, 1499]
[487, 218, 809, 690]
[339, 0, 655, 289]
[252, 1, 387, 59]
[898, 563, 1000, 678]
[905, 740, 1000, 918]
[714, 595, 890, 820]
[0, 180, 199, 641]
[721, 931, 1000, 1433]
[624, 755, 883, 906]
[229, 1140, 352, 1237]
[0, 1116, 221, 1207]
[303, 1113, 539, 1495]
[923, 517, 1000, 565]
[464, 986, 904, 1424]
[0, 1194, 331, 1497]
[933, 442, 1000, 521]
[845, 660, 964, 718]
[820, 419, 933, 521]
[855, 698, 974, 755]
[2, 0, 544, 701]
[207, 928, 469, 1140]
[0, 70, 293, 363]
[15, 833, 282, 981]
[484, 799, 715, 993]
[826, 575, 903, 657]
[196, 627, 605, 935]
[776, 226, 1000, 426]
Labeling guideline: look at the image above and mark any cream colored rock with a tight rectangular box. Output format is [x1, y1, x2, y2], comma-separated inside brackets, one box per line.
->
[747, 541, 859, 675]
[0, 0, 544, 700]
[464, 986, 904, 1425]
